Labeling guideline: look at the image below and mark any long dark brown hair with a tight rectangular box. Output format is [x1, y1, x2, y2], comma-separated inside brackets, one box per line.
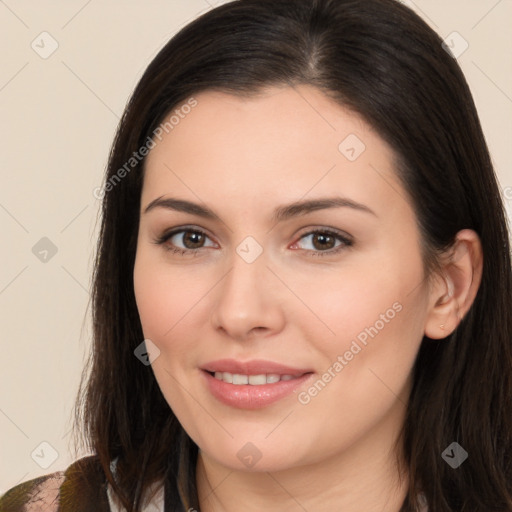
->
[74, 0, 512, 510]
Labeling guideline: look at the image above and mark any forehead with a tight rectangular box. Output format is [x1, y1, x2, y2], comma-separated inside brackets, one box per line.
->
[141, 85, 410, 220]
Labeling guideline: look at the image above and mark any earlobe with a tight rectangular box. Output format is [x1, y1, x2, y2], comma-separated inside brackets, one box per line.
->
[424, 229, 483, 340]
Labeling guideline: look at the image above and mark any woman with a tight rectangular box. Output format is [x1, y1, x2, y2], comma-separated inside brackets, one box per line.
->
[1, 0, 511, 510]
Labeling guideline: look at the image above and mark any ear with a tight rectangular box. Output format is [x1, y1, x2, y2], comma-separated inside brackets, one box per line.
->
[424, 229, 483, 339]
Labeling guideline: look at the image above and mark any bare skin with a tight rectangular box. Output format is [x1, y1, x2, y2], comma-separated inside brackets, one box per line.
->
[133, 85, 482, 511]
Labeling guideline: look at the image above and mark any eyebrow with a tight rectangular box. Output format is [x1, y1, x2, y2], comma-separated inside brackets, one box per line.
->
[143, 196, 377, 221]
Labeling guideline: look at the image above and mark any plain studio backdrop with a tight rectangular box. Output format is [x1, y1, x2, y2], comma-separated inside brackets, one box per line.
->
[0, 0, 511, 492]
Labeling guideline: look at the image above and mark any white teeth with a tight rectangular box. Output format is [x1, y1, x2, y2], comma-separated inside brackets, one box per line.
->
[248, 374, 267, 385]
[212, 372, 301, 385]
[232, 374, 249, 385]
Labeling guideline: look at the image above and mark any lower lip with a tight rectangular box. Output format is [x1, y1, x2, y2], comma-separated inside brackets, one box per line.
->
[201, 370, 314, 409]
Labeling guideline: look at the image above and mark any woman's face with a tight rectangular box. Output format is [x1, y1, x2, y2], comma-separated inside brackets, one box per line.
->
[133, 85, 434, 473]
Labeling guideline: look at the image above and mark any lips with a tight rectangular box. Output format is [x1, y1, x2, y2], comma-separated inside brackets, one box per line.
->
[200, 359, 314, 409]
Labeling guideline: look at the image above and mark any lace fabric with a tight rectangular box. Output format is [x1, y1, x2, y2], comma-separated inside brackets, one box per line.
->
[0, 472, 65, 512]
[0, 456, 110, 511]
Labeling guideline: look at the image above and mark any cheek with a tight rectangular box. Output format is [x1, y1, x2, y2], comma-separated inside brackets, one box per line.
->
[283, 259, 411, 348]
[134, 251, 181, 341]
[133, 250, 215, 353]
[291, 289, 424, 456]
[287, 248, 428, 390]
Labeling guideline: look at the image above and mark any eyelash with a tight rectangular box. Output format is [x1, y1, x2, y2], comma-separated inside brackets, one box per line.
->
[152, 226, 353, 258]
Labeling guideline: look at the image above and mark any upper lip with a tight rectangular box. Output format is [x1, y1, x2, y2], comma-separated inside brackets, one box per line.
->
[201, 359, 313, 377]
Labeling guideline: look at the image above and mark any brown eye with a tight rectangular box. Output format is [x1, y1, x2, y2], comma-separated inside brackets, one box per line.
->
[181, 230, 206, 249]
[293, 229, 353, 257]
[153, 227, 216, 255]
[311, 232, 337, 250]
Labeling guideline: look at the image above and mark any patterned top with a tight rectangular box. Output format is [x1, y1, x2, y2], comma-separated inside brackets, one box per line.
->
[0, 456, 111, 511]
[0, 456, 163, 512]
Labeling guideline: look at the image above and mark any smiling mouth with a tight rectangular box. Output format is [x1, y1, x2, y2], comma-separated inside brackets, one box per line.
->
[205, 370, 312, 385]
[201, 362, 315, 409]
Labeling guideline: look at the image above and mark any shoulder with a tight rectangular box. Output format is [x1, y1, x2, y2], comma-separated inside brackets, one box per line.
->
[0, 470, 65, 512]
[0, 455, 111, 512]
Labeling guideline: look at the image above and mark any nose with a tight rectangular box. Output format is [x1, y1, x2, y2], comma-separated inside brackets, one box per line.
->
[209, 248, 286, 342]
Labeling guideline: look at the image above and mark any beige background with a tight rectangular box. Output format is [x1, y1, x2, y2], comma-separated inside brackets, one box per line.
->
[0, 0, 511, 492]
